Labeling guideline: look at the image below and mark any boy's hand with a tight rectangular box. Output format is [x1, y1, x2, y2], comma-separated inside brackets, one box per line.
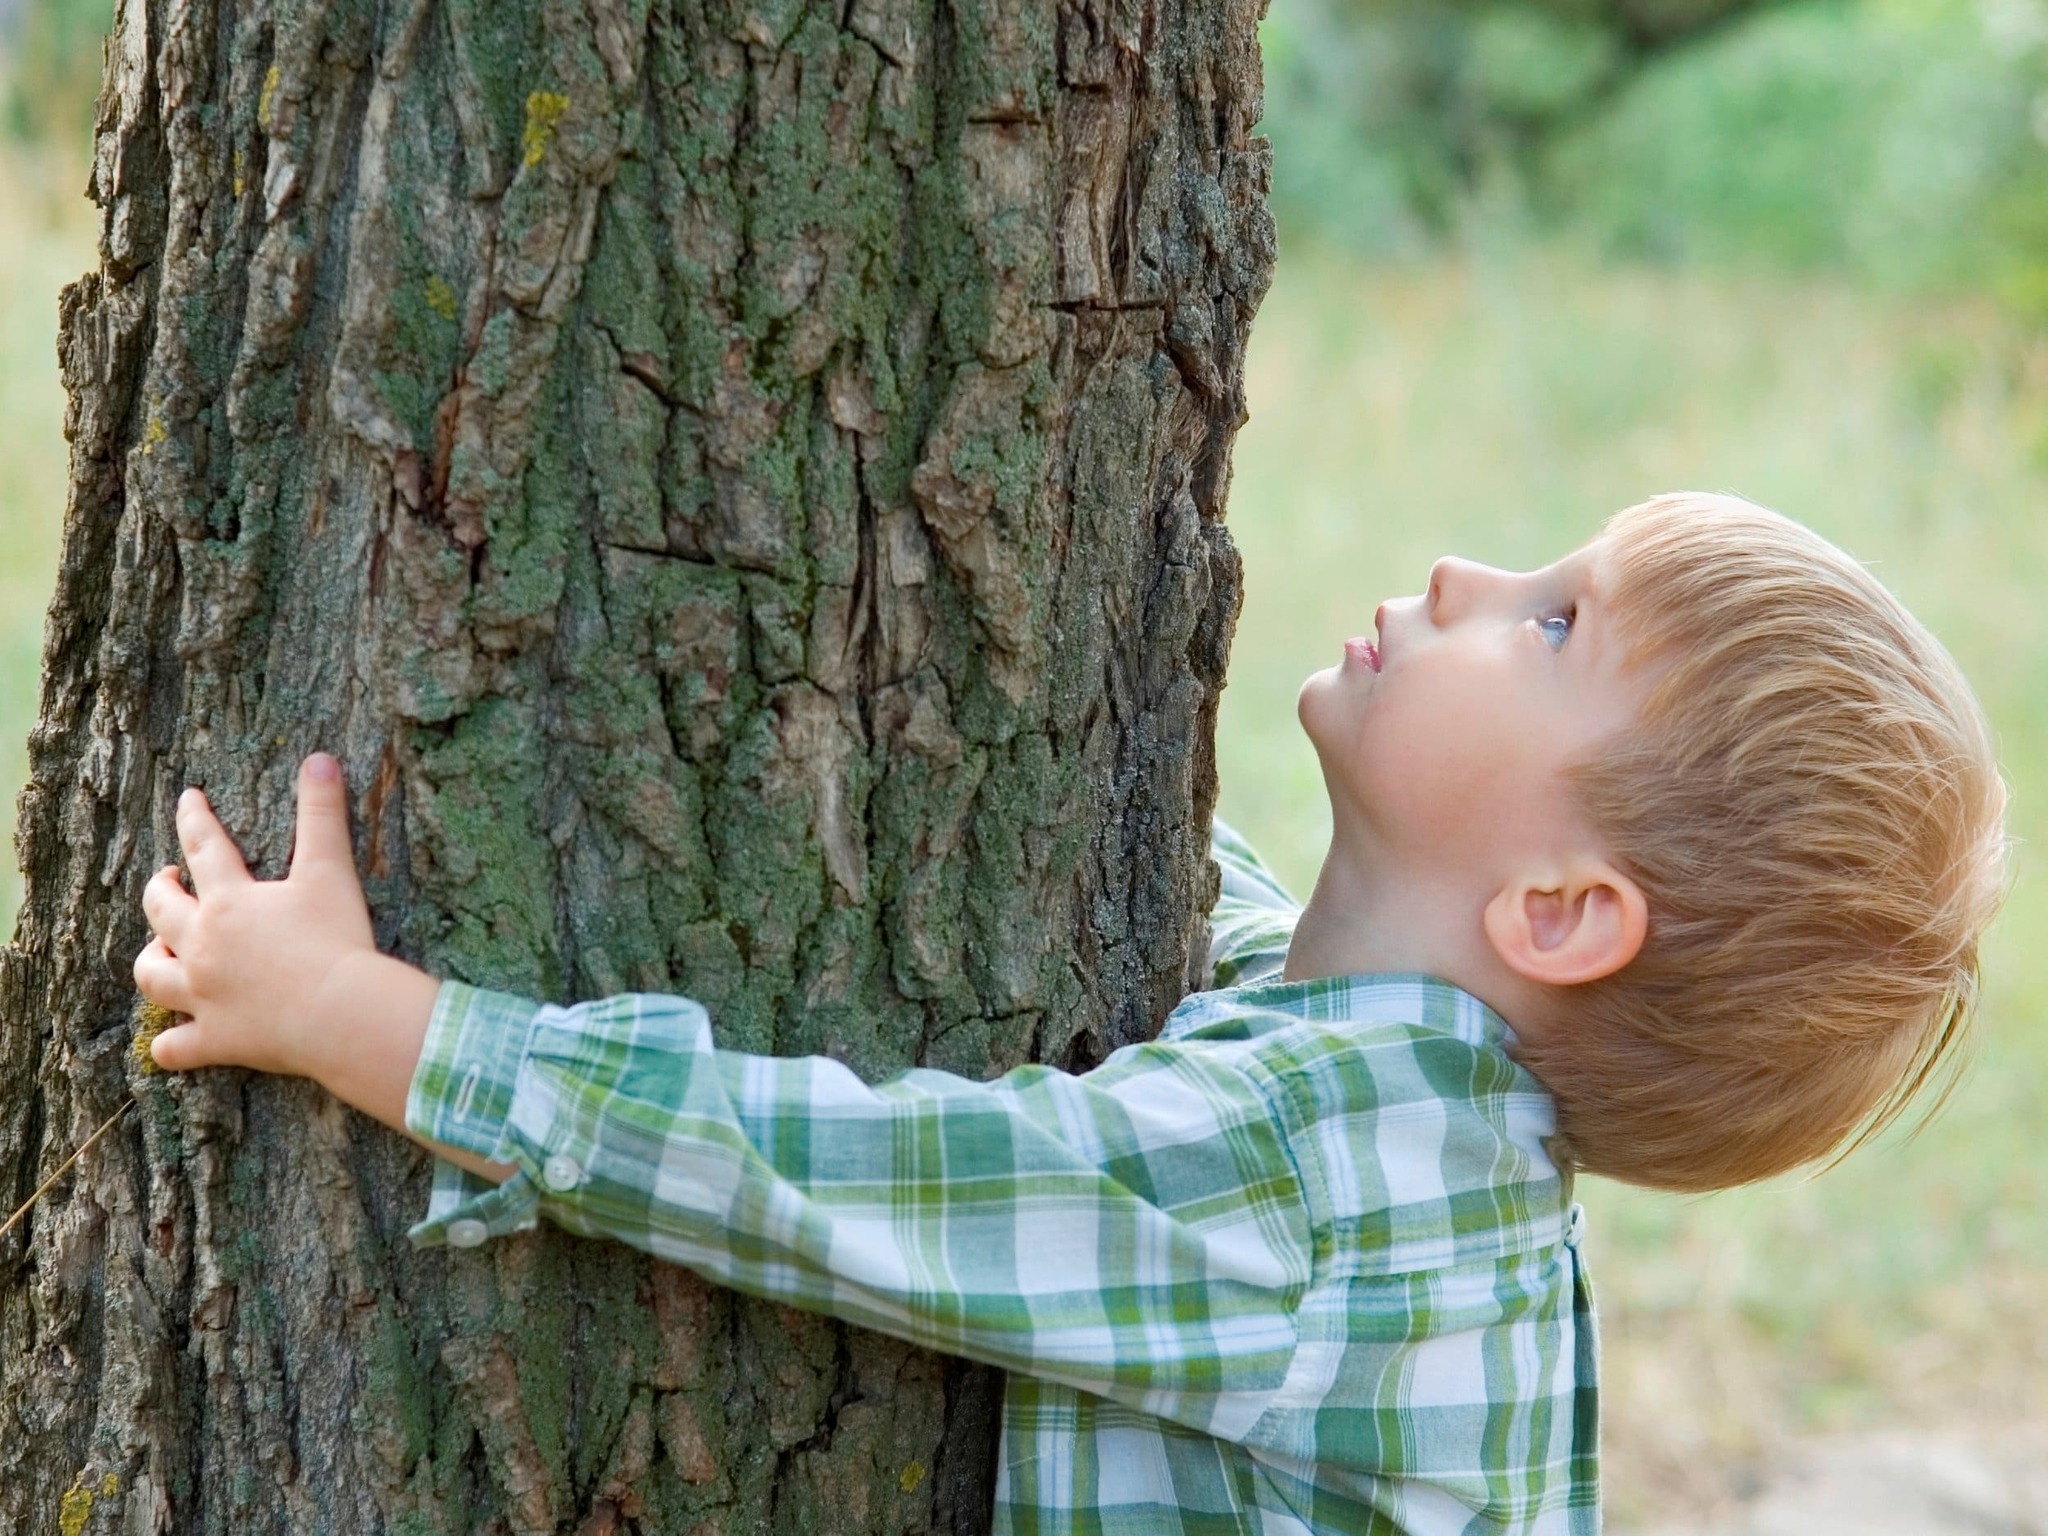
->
[134, 754, 507, 1183]
[135, 753, 380, 1080]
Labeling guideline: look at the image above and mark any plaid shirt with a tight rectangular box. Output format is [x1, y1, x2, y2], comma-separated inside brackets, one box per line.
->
[406, 822, 1600, 1534]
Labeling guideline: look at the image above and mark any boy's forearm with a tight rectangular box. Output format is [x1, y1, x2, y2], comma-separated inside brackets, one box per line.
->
[301, 953, 519, 1185]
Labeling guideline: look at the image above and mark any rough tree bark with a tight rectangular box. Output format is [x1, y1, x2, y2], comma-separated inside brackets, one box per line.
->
[0, 0, 1272, 1531]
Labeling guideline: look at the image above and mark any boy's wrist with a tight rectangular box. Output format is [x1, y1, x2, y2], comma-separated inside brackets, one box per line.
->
[298, 956, 519, 1186]
[296, 950, 442, 1106]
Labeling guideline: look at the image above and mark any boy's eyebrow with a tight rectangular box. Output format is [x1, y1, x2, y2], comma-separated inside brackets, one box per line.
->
[1571, 560, 1612, 670]
[1577, 598, 1607, 671]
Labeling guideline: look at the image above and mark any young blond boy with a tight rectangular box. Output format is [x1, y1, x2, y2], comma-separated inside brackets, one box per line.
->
[134, 491, 2007, 1534]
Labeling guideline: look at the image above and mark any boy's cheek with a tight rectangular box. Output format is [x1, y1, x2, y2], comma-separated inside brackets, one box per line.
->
[1300, 663, 1527, 843]
[1350, 724, 1532, 856]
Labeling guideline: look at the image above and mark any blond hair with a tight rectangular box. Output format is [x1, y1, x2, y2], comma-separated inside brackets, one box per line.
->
[1519, 492, 2009, 1192]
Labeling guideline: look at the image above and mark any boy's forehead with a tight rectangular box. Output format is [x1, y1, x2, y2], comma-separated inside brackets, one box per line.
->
[1553, 535, 1611, 587]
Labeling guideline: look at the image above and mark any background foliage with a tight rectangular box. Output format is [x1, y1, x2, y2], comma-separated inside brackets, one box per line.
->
[1273, 0, 2048, 308]
[4, 0, 2044, 1528]
[0, 0, 103, 144]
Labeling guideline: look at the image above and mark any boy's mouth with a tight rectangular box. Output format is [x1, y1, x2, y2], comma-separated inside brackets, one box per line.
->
[1344, 637, 1381, 673]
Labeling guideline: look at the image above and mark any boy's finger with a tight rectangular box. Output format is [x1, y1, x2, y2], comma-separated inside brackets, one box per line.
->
[176, 788, 252, 894]
[148, 1018, 210, 1073]
[133, 936, 196, 1017]
[289, 754, 355, 878]
[141, 864, 197, 944]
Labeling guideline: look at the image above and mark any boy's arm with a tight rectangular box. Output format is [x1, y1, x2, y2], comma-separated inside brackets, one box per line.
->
[137, 758, 1317, 1438]
[396, 981, 1315, 1439]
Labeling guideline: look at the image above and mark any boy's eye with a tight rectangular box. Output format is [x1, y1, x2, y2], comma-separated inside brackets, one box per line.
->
[1538, 608, 1574, 652]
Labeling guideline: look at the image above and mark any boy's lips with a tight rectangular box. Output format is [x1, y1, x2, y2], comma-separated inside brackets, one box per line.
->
[1344, 605, 1386, 673]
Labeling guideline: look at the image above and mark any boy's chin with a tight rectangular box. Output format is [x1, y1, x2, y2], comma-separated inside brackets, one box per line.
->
[1297, 661, 1341, 706]
[1296, 664, 1353, 741]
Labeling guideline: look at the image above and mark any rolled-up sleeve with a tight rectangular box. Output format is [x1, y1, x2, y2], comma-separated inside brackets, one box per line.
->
[403, 980, 1316, 1439]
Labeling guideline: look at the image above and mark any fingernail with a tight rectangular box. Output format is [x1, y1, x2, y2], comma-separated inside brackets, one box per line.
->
[307, 753, 340, 781]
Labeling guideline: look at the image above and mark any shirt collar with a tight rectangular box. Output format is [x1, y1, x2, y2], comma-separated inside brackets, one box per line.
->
[1221, 970, 1523, 1052]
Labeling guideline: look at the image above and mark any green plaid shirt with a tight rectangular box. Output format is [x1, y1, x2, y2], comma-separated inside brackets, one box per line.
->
[406, 823, 1600, 1534]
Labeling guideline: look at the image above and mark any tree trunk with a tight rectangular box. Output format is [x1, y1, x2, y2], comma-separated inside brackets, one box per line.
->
[0, 0, 1271, 1530]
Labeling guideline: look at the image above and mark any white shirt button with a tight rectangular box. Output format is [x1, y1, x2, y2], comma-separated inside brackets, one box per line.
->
[447, 1218, 489, 1249]
[542, 1154, 583, 1193]
[1563, 1202, 1586, 1249]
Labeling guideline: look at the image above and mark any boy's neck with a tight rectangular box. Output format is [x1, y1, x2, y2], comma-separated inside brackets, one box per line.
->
[1285, 838, 1445, 982]
[1284, 837, 1546, 1034]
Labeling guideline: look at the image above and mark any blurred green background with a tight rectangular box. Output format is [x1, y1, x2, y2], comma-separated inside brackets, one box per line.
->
[3, 0, 2043, 1525]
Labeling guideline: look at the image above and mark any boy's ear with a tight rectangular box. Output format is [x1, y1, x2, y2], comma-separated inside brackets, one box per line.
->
[1482, 858, 1648, 988]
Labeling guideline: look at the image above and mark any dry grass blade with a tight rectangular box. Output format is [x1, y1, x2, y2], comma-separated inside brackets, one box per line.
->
[0, 1099, 135, 1241]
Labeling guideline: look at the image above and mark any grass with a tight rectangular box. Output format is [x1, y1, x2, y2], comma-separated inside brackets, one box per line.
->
[1218, 233, 2048, 1524]
[4, 132, 2045, 1527]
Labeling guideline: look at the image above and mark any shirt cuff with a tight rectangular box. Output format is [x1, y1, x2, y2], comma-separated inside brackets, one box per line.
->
[404, 980, 547, 1249]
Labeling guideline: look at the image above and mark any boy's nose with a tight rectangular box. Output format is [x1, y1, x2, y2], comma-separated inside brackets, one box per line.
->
[1427, 555, 1501, 623]
[1433, 557, 1531, 626]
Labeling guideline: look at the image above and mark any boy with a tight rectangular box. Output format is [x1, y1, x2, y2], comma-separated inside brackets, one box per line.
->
[134, 492, 2008, 1534]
